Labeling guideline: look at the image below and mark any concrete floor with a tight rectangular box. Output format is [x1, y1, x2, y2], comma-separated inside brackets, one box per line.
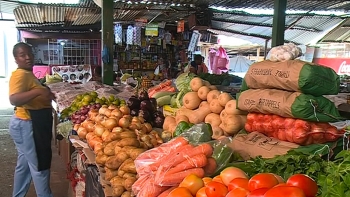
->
[0, 79, 71, 197]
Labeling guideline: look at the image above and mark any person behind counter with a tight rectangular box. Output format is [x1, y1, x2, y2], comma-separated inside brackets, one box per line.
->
[189, 54, 208, 74]
[8, 42, 55, 197]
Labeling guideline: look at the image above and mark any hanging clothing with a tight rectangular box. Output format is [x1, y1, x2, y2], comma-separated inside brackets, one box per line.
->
[114, 24, 123, 44]
[133, 26, 142, 46]
[126, 25, 134, 45]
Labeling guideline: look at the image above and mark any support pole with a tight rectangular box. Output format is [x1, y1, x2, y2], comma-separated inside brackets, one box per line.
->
[271, 0, 287, 47]
[264, 39, 268, 60]
[101, 0, 114, 85]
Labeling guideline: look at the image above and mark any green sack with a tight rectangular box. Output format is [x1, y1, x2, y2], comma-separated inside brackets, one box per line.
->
[236, 89, 343, 122]
[241, 60, 340, 96]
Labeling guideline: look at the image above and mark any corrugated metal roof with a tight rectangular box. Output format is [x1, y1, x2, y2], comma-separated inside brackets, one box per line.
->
[210, 12, 345, 46]
[319, 19, 350, 42]
[208, 0, 350, 11]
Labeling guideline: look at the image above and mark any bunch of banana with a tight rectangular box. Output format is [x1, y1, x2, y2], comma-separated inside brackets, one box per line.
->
[152, 91, 177, 107]
[46, 73, 62, 84]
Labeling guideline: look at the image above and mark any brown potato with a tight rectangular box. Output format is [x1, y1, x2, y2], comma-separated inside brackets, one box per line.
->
[117, 131, 137, 139]
[105, 156, 123, 170]
[125, 148, 146, 160]
[117, 170, 125, 177]
[112, 185, 125, 196]
[117, 138, 140, 147]
[119, 158, 136, 174]
[121, 191, 132, 197]
[110, 176, 125, 187]
[114, 146, 122, 155]
[104, 132, 119, 143]
[122, 173, 136, 179]
[95, 154, 108, 166]
[105, 168, 118, 181]
[116, 151, 129, 163]
[123, 177, 137, 191]
[104, 141, 118, 156]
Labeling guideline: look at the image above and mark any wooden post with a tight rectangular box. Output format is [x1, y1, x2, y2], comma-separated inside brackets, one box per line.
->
[101, 0, 114, 85]
[271, 0, 287, 47]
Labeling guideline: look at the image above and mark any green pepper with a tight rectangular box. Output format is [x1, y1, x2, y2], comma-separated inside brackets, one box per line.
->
[173, 121, 192, 137]
[210, 143, 233, 176]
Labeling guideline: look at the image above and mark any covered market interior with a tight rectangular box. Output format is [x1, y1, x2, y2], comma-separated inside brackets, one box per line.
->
[1, 0, 350, 196]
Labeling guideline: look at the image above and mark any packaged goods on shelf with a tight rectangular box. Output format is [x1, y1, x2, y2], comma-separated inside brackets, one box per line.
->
[241, 60, 340, 96]
[236, 89, 342, 122]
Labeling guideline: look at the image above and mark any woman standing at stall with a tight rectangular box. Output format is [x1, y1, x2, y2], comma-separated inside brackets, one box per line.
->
[8, 42, 54, 197]
[189, 54, 208, 74]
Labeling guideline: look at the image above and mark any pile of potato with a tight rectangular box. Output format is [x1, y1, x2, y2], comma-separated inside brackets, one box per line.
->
[163, 77, 247, 139]
[74, 104, 163, 197]
[95, 130, 144, 197]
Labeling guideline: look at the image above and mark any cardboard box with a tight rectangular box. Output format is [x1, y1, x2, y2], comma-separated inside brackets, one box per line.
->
[69, 135, 89, 149]
[83, 148, 96, 165]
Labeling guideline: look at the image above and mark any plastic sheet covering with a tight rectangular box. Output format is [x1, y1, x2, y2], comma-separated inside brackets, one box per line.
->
[85, 165, 105, 197]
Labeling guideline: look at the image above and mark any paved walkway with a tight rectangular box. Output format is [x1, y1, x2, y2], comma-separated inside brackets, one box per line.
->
[0, 80, 71, 197]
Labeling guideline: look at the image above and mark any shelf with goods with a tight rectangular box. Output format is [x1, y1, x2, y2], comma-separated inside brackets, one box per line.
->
[113, 42, 176, 72]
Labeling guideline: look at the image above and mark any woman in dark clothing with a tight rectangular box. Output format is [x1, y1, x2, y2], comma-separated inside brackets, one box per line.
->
[8, 42, 54, 197]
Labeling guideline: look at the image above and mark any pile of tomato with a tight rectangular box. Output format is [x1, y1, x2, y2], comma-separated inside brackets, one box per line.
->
[166, 167, 318, 197]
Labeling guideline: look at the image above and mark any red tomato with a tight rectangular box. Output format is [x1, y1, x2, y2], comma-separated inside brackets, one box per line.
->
[227, 178, 249, 191]
[247, 188, 269, 197]
[205, 181, 228, 197]
[271, 174, 284, 183]
[286, 174, 318, 197]
[248, 173, 279, 191]
[274, 183, 288, 187]
[226, 188, 250, 197]
[264, 186, 306, 197]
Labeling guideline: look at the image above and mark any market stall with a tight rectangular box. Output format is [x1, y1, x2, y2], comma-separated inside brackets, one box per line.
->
[49, 43, 350, 197]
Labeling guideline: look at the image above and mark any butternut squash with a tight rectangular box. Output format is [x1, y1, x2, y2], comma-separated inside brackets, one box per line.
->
[220, 109, 228, 120]
[199, 101, 209, 108]
[175, 115, 189, 124]
[188, 107, 211, 124]
[212, 126, 224, 140]
[190, 77, 204, 91]
[219, 115, 243, 135]
[163, 116, 176, 131]
[205, 113, 221, 127]
[183, 92, 202, 110]
[209, 99, 224, 114]
[197, 86, 211, 100]
[225, 100, 247, 115]
[218, 92, 233, 107]
[207, 90, 220, 103]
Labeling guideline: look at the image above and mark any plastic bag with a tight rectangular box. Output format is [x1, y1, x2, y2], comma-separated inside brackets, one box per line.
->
[244, 112, 345, 146]
[267, 43, 302, 62]
[178, 123, 212, 144]
[133, 136, 233, 196]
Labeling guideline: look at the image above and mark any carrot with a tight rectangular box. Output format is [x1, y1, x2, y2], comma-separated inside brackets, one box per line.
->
[148, 80, 172, 93]
[136, 137, 188, 161]
[158, 186, 177, 197]
[162, 143, 213, 169]
[165, 154, 208, 175]
[204, 157, 217, 176]
[159, 85, 175, 92]
[167, 86, 176, 92]
[152, 144, 194, 172]
[156, 168, 205, 186]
